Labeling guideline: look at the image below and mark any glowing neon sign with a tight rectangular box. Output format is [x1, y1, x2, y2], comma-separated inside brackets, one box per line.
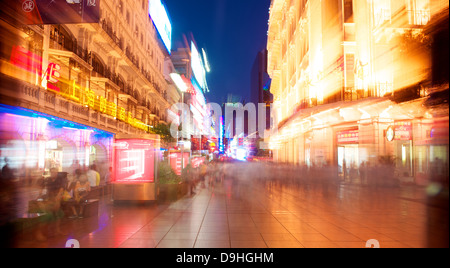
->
[191, 42, 207, 91]
[149, 0, 172, 53]
[10, 45, 61, 92]
[114, 139, 155, 183]
[9, 46, 150, 132]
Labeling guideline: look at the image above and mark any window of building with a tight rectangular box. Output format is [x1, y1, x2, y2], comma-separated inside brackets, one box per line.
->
[407, 0, 430, 25]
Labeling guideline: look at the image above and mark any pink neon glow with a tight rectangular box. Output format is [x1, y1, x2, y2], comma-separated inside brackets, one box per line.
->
[10, 46, 61, 92]
[113, 139, 155, 183]
[191, 157, 205, 168]
[10, 45, 43, 75]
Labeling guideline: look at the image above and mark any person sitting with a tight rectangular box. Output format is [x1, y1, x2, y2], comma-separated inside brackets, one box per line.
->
[69, 173, 91, 219]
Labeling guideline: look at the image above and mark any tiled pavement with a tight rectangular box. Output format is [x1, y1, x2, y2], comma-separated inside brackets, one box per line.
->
[12, 171, 448, 248]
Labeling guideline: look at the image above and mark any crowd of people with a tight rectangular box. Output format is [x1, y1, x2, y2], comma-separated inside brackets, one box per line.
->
[182, 160, 225, 196]
[179, 157, 409, 193]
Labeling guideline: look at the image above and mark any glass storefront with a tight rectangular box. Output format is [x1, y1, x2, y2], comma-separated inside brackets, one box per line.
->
[0, 104, 113, 183]
[336, 129, 359, 182]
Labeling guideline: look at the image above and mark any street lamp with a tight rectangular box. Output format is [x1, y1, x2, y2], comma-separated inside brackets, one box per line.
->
[170, 73, 188, 93]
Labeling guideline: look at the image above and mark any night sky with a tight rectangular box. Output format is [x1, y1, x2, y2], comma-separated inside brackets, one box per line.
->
[164, 0, 272, 105]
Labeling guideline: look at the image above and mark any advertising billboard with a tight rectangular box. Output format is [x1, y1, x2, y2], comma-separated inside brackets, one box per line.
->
[19, 0, 100, 25]
[168, 151, 190, 176]
[113, 139, 156, 183]
[149, 0, 172, 53]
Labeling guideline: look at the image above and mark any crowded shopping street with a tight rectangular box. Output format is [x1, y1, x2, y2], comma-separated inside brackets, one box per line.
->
[5, 162, 448, 249]
[1, 0, 448, 250]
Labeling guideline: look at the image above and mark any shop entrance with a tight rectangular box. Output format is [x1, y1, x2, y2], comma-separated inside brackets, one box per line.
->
[45, 140, 63, 173]
[44, 138, 76, 175]
[338, 145, 359, 181]
[396, 141, 413, 178]
[90, 144, 108, 166]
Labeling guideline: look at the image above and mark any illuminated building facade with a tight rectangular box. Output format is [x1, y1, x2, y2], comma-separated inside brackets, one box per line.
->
[267, 0, 449, 185]
[0, 0, 174, 175]
[170, 38, 211, 153]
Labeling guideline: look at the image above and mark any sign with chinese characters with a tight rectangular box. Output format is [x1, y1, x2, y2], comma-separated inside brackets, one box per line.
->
[394, 121, 412, 141]
[9, 46, 150, 132]
[337, 130, 359, 144]
[113, 139, 155, 183]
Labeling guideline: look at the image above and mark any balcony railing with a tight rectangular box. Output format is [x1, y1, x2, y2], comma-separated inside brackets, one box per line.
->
[101, 19, 123, 50]
[407, 9, 430, 26]
[49, 39, 89, 64]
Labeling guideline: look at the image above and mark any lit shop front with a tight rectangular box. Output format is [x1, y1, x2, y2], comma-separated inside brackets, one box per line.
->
[112, 134, 160, 201]
[413, 118, 449, 186]
[0, 104, 113, 178]
[336, 129, 360, 179]
[387, 121, 414, 181]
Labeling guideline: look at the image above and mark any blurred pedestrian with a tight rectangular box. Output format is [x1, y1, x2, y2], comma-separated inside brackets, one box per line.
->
[182, 164, 196, 196]
[0, 158, 18, 247]
[104, 166, 113, 185]
[87, 164, 100, 187]
[200, 163, 207, 188]
[1, 157, 14, 181]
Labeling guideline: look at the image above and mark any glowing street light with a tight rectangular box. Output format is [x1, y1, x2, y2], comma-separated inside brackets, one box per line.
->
[170, 73, 188, 93]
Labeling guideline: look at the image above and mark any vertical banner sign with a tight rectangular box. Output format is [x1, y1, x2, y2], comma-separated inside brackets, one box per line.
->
[21, 0, 100, 25]
[169, 152, 190, 176]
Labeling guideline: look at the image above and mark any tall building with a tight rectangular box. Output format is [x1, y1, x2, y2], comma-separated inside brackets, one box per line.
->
[251, 49, 273, 156]
[169, 36, 211, 153]
[0, 0, 174, 174]
[267, 0, 448, 185]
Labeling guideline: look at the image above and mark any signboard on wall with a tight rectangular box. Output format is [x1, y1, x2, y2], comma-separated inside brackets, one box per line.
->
[386, 122, 413, 142]
[337, 130, 359, 144]
[394, 121, 412, 141]
[20, 0, 100, 25]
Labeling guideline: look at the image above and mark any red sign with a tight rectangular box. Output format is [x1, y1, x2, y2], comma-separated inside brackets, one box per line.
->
[182, 75, 196, 95]
[10, 46, 61, 92]
[394, 121, 412, 141]
[191, 157, 206, 168]
[201, 136, 209, 151]
[337, 130, 359, 144]
[113, 139, 155, 183]
[191, 136, 200, 151]
[168, 152, 190, 176]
